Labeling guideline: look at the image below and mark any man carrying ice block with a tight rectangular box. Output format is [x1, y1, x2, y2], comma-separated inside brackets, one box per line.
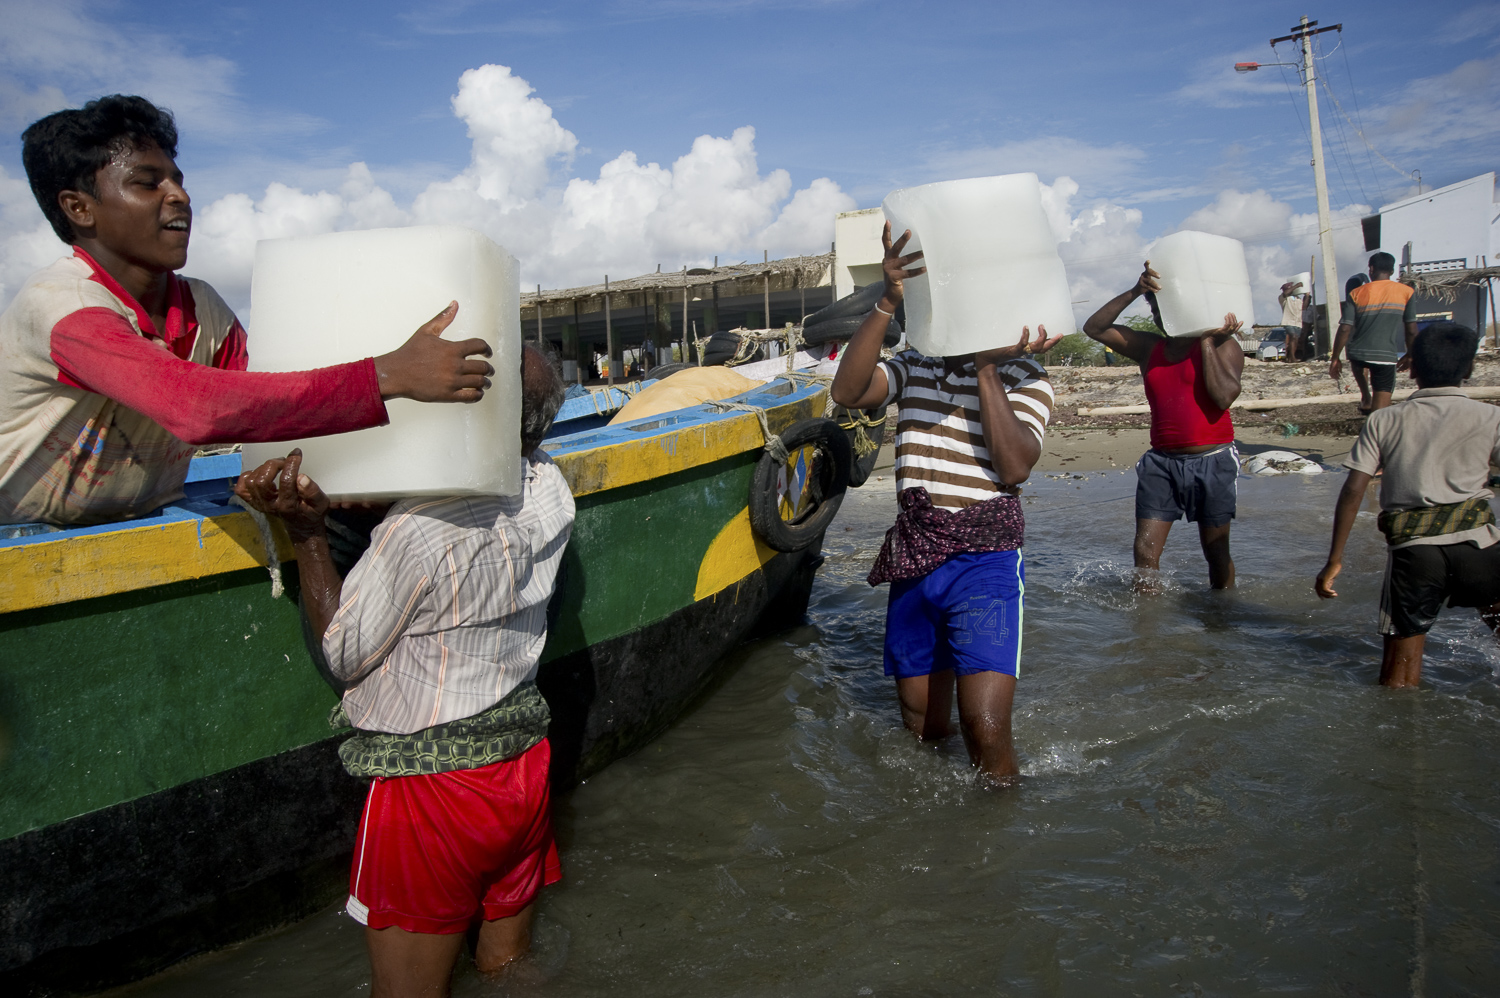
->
[0, 95, 495, 526]
[1082, 263, 1244, 590]
[236, 347, 573, 995]
[832, 223, 1061, 786]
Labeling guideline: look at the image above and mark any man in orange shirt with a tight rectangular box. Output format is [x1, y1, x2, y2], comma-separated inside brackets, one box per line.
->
[1329, 252, 1418, 413]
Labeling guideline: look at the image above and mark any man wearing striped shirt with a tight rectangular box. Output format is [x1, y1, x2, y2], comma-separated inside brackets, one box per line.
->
[236, 346, 572, 997]
[833, 223, 1060, 785]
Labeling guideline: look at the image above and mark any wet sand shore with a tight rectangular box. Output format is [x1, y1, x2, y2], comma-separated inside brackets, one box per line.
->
[867, 352, 1500, 475]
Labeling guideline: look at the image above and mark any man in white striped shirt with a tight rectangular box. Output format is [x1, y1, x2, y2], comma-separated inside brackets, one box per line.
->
[833, 223, 1060, 785]
[236, 345, 573, 996]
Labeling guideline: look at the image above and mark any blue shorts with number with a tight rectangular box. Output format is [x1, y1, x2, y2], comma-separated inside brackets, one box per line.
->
[883, 550, 1025, 679]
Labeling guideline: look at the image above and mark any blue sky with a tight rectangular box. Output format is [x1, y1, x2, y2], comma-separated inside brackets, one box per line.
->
[1, 0, 1496, 319]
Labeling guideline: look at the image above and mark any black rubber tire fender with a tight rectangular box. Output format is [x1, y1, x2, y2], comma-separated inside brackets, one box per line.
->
[702, 330, 756, 366]
[801, 314, 901, 347]
[748, 417, 852, 552]
[802, 281, 884, 325]
[642, 362, 692, 381]
[837, 403, 889, 488]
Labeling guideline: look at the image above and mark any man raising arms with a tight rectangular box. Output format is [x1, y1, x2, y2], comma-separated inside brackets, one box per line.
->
[1, 95, 493, 526]
[1082, 262, 1244, 589]
[832, 223, 1060, 785]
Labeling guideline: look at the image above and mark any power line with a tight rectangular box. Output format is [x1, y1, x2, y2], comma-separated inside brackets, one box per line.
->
[1316, 66, 1421, 191]
[1335, 35, 1389, 204]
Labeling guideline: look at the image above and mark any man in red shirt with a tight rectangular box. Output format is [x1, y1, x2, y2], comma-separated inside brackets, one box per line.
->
[1, 95, 495, 525]
[1083, 262, 1245, 589]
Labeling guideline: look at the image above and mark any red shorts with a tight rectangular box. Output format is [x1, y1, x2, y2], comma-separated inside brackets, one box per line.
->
[346, 738, 561, 934]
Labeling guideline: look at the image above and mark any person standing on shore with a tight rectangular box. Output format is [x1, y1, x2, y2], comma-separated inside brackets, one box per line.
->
[831, 223, 1060, 785]
[1330, 252, 1418, 414]
[1315, 322, 1500, 687]
[1082, 263, 1245, 589]
[1278, 279, 1309, 363]
[236, 347, 573, 997]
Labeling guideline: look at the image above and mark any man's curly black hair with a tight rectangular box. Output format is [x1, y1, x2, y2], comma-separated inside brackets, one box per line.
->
[21, 95, 179, 243]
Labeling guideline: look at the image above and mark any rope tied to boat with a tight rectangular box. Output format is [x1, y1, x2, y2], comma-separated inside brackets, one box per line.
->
[768, 369, 882, 458]
[230, 496, 284, 599]
[705, 400, 791, 463]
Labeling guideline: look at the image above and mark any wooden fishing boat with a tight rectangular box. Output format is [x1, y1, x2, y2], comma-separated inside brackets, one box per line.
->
[0, 376, 849, 994]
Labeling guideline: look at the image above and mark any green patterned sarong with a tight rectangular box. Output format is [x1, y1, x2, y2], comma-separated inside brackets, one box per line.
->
[1378, 496, 1496, 547]
[332, 681, 550, 778]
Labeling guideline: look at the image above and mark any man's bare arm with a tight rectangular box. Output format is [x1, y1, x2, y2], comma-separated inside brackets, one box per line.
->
[1329, 323, 1353, 381]
[1199, 314, 1246, 411]
[234, 450, 343, 639]
[1081, 262, 1164, 364]
[1397, 320, 1420, 372]
[831, 221, 924, 409]
[1315, 469, 1373, 598]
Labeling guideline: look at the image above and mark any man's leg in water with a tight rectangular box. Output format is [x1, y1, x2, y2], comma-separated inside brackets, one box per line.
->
[955, 671, 1018, 782]
[1133, 518, 1173, 589]
[367, 925, 465, 998]
[475, 905, 534, 974]
[896, 671, 955, 740]
[1380, 634, 1425, 687]
[1198, 522, 1235, 589]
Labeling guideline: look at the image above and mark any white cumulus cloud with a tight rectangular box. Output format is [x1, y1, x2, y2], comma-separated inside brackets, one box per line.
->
[2, 62, 857, 313]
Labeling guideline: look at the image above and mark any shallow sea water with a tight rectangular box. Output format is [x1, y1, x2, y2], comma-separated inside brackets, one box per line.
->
[108, 470, 1500, 997]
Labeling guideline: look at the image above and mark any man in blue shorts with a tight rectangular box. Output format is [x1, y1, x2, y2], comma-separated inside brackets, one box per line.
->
[832, 223, 1060, 784]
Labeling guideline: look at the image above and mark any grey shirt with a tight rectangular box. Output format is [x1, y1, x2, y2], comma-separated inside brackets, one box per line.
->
[1345, 387, 1500, 549]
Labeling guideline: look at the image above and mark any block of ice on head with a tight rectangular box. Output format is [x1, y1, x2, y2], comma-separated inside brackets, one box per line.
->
[1287, 271, 1312, 295]
[241, 225, 521, 500]
[1149, 230, 1256, 338]
[881, 173, 1075, 358]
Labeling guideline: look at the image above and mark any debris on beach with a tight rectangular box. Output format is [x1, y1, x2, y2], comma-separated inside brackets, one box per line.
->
[1244, 450, 1326, 476]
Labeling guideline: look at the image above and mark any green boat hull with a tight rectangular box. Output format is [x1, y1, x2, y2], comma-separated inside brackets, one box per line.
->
[0, 377, 837, 993]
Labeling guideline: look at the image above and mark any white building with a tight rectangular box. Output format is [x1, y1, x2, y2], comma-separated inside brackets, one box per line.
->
[1362, 172, 1499, 336]
[833, 208, 886, 299]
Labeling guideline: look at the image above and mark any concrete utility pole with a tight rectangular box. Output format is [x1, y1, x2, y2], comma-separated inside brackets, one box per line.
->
[1237, 16, 1343, 357]
[604, 276, 614, 387]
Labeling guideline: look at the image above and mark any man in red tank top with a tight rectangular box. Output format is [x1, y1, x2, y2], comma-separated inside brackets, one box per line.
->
[1083, 263, 1245, 589]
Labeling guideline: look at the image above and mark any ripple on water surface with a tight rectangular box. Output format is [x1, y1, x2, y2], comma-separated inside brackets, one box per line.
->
[106, 472, 1500, 997]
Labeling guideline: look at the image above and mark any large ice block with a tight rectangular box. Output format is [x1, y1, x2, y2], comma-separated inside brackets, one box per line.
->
[242, 226, 521, 500]
[1150, 230, 1255, 338]
[882, 173, 1075, 357]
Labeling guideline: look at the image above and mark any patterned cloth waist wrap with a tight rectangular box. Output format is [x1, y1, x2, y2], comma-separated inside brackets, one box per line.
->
[332, 680, 551, 779]
[868, 486, 1025, 586]
[1378, 496, 1496, 547]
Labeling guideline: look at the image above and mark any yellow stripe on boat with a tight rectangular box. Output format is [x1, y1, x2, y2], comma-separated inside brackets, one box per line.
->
[553, 393, 822, 497]
[1, 385, 829, 616]
[694, 506, 777, 601]
[0, 513, 295, 614]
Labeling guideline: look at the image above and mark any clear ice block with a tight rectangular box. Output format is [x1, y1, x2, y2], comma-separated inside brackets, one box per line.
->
[882, 173, 1075, 357]
[1150, 230, 1256, 338]
[242, 225, 521, 500]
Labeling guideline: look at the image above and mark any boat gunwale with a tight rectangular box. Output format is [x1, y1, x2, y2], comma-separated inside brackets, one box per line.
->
[0, 377, 829, 614]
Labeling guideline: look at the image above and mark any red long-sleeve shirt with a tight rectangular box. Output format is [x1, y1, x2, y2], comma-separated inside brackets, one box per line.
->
[0, 248, 388, 525]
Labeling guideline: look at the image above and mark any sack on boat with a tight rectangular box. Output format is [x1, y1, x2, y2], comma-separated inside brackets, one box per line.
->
[609, 368, 762, 425]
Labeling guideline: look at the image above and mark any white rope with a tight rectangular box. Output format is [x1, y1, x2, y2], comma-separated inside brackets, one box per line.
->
[705, 400, 790, 463]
